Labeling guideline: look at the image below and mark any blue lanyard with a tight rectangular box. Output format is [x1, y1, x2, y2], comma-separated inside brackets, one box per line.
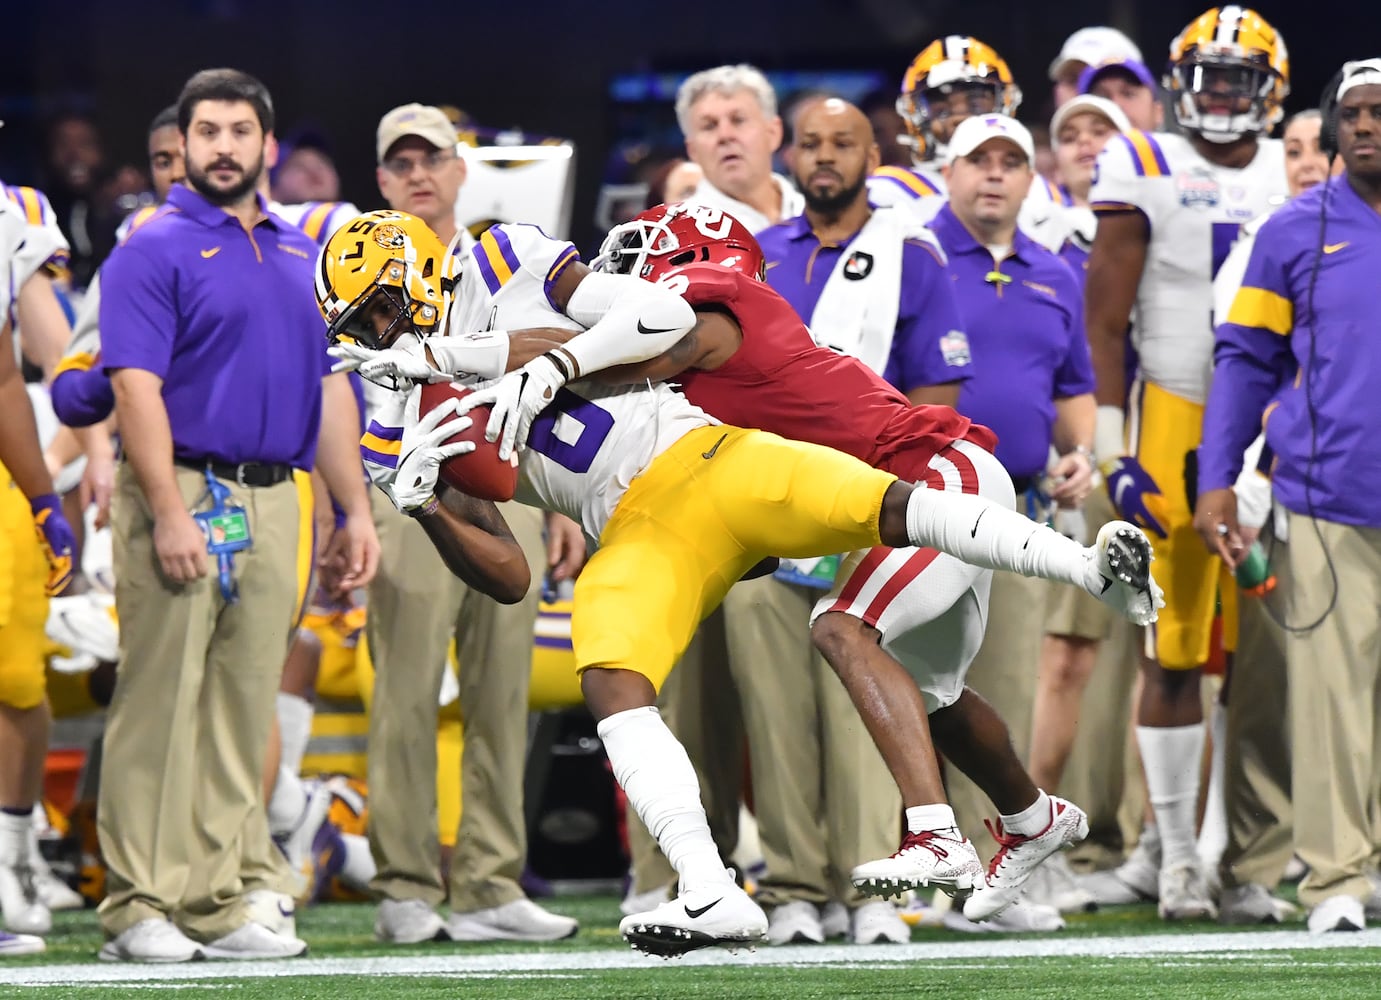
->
[193, 469, 252, 603]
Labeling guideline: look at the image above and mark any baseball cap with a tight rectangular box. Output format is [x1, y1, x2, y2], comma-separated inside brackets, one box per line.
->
[1049, 26, 1143, 81]
[1336, 58, 1381, 101]
[376, 103, 457, 163]
[1051, 94, 1132, 137]
[1078, 59, 1158, 95]
[947, 114, 1035, 163]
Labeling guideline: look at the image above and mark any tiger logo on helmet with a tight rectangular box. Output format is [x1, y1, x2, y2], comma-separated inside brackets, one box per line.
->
[592, 202, 765, 284]
[314, 209, 455, 351]
[1166, 6, 1289, 142]
[896, 36, 1022, 162]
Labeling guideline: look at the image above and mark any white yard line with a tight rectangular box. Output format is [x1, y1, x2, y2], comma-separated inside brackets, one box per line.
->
[6, 929, 1381, 986]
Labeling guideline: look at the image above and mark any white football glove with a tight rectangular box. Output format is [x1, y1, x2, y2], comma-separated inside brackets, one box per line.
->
[329, 341, 451, 385]
[456, 353, 567, 461]
[385, 397, 477, 514]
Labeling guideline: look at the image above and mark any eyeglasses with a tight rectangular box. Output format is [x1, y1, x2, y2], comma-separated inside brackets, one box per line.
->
[381, 149, 457, 178]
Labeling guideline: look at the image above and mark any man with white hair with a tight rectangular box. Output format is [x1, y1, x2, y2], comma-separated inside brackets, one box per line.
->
[676, 64, 804, 232]
[1049, 26, 1144, 107]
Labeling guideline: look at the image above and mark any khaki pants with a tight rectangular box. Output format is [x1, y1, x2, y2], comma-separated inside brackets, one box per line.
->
[1220, 525, 1292, 891]
[366, 491, 545, 911]
[1285, 513, 1381, 907]
[99, 464, 301, 941]
[946, 571, 1046, 862]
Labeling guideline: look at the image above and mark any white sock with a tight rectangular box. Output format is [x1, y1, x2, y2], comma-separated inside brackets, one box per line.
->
[337, 832, 377, 892]
[267, 767, 308, 836]
[1196, 702, 1228, 872]
[906, 804, 958, 835]
[0, 810, 29, 866]
[598, 706, 731, 892]
[1000, 789, 1053, 838]
[904, 488, 1092, 588]
[276, 692, 315, 777]
[1136, 724, 1205, 869]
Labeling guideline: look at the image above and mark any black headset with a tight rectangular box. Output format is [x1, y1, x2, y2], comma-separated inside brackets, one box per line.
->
[1319, 66, 1346, 158]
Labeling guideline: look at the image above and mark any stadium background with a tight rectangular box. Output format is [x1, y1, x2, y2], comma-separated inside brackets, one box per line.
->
[1, 0, 1371, 254]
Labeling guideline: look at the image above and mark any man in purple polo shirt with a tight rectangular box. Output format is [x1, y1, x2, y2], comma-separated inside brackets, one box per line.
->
[95, 68, 378, 963]
[746, 97, 969, 946]
[1195, 59, 1381, 934]
[926, 113, 1097, 928]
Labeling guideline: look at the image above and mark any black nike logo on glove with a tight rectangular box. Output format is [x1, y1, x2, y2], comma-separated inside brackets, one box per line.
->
[638, 320, 679, 335]
[685, 898, 722, 919]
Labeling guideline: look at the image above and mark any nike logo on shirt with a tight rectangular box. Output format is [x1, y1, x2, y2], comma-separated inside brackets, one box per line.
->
[201, 247, 221, 259]
[702, 433, 728, 460]
[1323, 241, 1350, 254]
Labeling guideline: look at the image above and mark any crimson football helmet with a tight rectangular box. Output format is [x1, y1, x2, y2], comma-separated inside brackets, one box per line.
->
[592, 202, 765, 283]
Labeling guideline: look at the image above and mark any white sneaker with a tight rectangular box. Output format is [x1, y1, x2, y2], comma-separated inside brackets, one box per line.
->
[245, 889, 297, 938]
[0, 929, 45, 956]
[98, 918, 203, 963]
[1283, 854, 1308, 884]
[765, 900, 823, 945]
[1219, 883, 1298, 925]
[852, 829, 984, 900]
[1157, 862, 1218, 921]
[964, 797, 1089, 922]
[1077, 825, 1160, 905]
[374, 898, 447, 944]
[819, 900, 849, 940]
[850, 900, 910, 944]
[0, 862, 51, 934]
[946, 897, 1066, 933]
[445, 898, 578, 942]
[203, 920, 307, 960]
[1021, 853, 1098, 914]
[1084, 521, 1164, 626]
[1308, 894, 1366, 934]
[619, 875, 767, 957]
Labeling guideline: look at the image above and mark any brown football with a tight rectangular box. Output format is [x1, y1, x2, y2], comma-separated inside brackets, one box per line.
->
[418, 381, 519, 502]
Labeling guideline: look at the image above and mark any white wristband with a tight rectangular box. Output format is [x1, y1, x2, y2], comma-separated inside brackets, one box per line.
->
[426, 332, 511, 380]
[1094, 405, 1127, 469]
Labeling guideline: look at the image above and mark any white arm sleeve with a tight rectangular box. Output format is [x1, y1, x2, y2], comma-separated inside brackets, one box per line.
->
[554, 270, 695, 379]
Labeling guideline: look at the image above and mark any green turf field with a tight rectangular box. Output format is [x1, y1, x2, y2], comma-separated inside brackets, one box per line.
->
[5, 895, 1381, 999]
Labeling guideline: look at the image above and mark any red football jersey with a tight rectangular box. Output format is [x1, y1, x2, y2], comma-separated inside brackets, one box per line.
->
[671, 263, 996, 482]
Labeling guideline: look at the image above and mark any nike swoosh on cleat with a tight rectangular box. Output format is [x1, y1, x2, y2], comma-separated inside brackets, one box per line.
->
[1100, 574, 1114, 594]
[971, 509, 987, 539]
[637, 320, 679, 335]
[684, 898, 722, 919]
[702, 433, 728, 460]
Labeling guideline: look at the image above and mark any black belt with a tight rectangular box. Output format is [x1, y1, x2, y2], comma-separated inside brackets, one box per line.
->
[176, 458, 294, 488]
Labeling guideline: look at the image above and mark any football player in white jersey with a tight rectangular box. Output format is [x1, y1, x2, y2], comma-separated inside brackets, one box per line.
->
[1084, 4, 1290, 921]
[871, 36, 1071, 252]
[322, 210, 1162, 953]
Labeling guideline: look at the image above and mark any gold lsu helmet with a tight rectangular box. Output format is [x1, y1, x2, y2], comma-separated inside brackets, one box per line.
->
[1167, 6, 1289, 142]
[315, 209, 455, 350]
[896, 36, 1022, 161]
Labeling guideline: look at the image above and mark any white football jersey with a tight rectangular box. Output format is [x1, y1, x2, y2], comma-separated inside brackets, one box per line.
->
[866, 164, 947, 207]
[271, 200, 361, 246]
[2, 183, 69, 289]
[1090, 130, 1287, 404]
[442, 223, 715, 539]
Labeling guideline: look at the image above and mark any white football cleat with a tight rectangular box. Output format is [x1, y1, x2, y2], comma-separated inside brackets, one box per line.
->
[851, 829, 984, 901]
[964, 797, 1089, 922]
[620, 876, 767, 957]
[445, 898, 578, 942]
[98, 919, 203, 963]
[1084, 521, 1163, 626]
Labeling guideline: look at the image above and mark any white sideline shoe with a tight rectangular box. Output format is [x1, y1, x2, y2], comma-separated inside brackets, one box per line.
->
[445, 898, 578, 942]
[850, 900, 911, 944]
[1084, 521, 1163, 626]
[1219, 883, 1298, 925]
[620, 875, 767, 957]
[245, 889, 297, 938]
[820, 900, 850, 940]
[1157, 862, 1217, 921]
[1077, 825, 1161, 905]
[1308, 894, 1365, 934]
[1021, 853, 1097, 914]
[0, 929, 44, 956]
[766, 900, 823, 945]
[98, 919, 203, 963]
[203, 921, 307, 960]
[374, 898, 447, 944]
[852, 829, 984, 901]
[964, 797, 1088, 922]
[0, 863, 50, 935]
[945, 897, 1066, 933]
